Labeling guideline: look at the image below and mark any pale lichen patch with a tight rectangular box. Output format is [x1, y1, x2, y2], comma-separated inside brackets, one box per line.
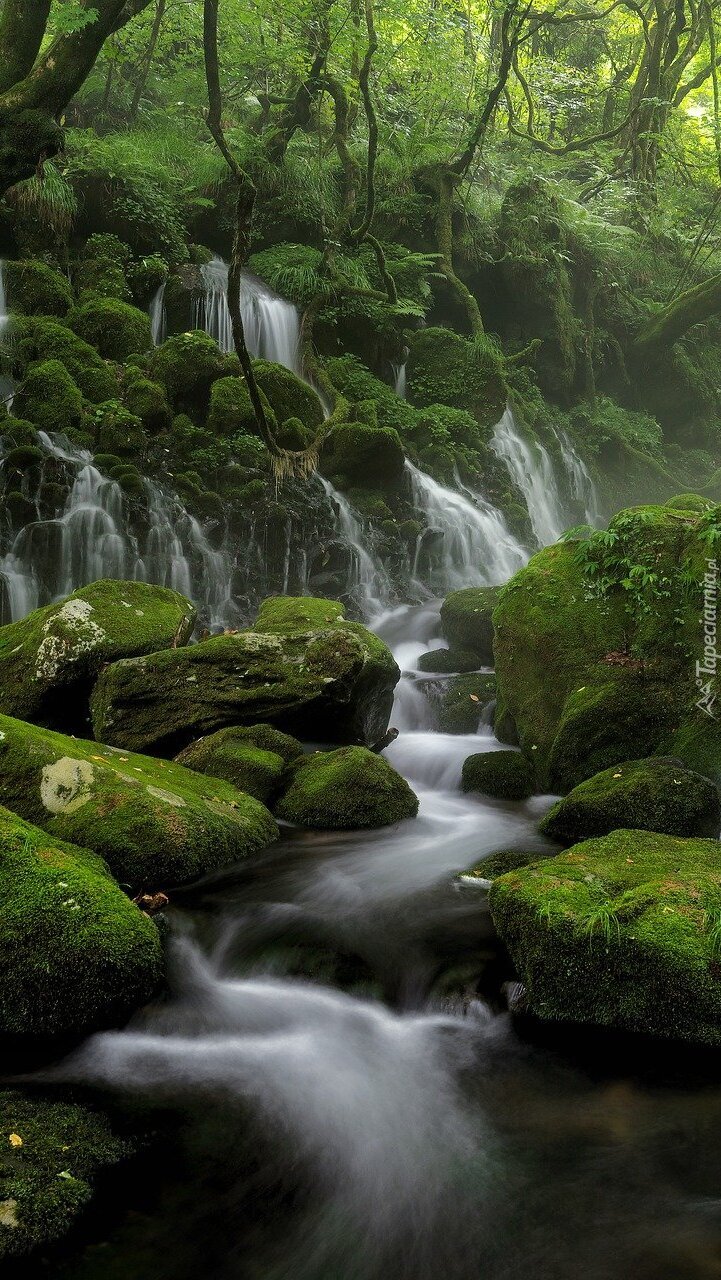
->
[146, 785, 186, 807]
[40, 758, 95, 815]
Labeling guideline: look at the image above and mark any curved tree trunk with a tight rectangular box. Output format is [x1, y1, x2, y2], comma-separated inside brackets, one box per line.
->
[633, 272, 721, 359]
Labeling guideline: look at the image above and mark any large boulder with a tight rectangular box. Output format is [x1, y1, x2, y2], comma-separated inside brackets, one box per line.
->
[0, 1092, 134, 1264]
[493, 504, 721, 790]
[490, 829, 721, 1045]
[440, 586, 500, 665]
[462, 750, 535, 800]
[0, 581, 196, 735]
[175, 724, 303, 803]
[0, 805, 161, 1039]
[91, 596, 399, 755]
[540, 757, 721, 843]
[319, 421, 405, 490]
[275, 746, 419, 829]
[0, 715, 278, 890]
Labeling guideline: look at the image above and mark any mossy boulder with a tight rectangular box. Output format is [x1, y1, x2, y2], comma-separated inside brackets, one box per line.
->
[406, 327, 507, 428]
[664, 493, 715, 513]
[206, 375, 276, 438]
[319, 422, 405, 490]
[150, 331, 227, 417]
[540, 756, 721, 843]
[175, 724, 302, 803]
[437, 672, 496, 734]
[13, 360, 83, 434]
[3, 260, 72, 317]
[253, 360, 323, 434]
[461, 848, 547, 882]
[90, 399, 146, 458]
[440, 586, 500, 664]
[0, 805, 161, 1038]
[0, 1091, 135, 1264]
[493, 504, 721, 789]
[0, 717, 278, 890]
[489, 829, 721, 1044]
[91, 596, 399, 755]
[68, 297, 153, 361]
[417, 647, 480, 674]
[10, 317, 117, 404]
[462, 750, 535, 800]
[123, 372, 172, 433]
[0, 580, 196, 734]
[276, 746, 418, 829]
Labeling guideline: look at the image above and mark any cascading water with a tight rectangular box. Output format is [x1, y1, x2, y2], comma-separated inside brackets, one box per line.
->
[318, 477, 392, 620]
[490, 405, 600, 546]
[193, 257, 302, 374]
[391, 351, 408, 399]
[406, 460, 527, 593]
[0, 260, 15, 410]
[149, 280, 167, 345]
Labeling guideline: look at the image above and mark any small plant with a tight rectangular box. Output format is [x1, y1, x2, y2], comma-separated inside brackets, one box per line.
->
[702, 905, 721, 958]
[581, 899, 621, 947]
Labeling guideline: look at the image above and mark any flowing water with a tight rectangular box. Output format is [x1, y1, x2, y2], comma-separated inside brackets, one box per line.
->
[149, 281, 167, 346]
[191, 258, 303, 373]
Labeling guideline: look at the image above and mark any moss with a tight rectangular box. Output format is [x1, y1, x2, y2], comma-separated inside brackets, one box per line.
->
[319, 422, 405, 490]
[0, 580, 196, 734]
[10, 317, 117, 404]
[664, 493, 714, 512]
[0, 804, 161, 1037]
[253, 359, 324, 434]
[176, 728, 290, 803]
[90, 400, 146, 457]
[0, 1090, 136, 1264]
[2, 446, 43, 475]
[0, 717, 278, 891]
[68, 297, 153, 362]
[406, 327, 507, 428]
[5, 491, 36, 525]
[3, 260, 72, 318]
[540, 756, 720, 843]
[461, 750, 535, 800]
[82, 233, 133, 272]
[437, 672, 496, 734]
[440, 586, 500, 663]
[0, 418, 38, 447]
[91, 597, 399, 755]
[462, 848, 548, 881]
[74, 258, 130, 302]
[417, 647, 480, 674]
[548, 678, 679, 793]
[123, 373, 172, 434]
[276, 746, 418, 829]
[150, 331, 226, 417]
[14, 360, 83, 434]
[489, 829, 721, 1044]
[206, 376, 276, 438]
[277, 416, 312, 451]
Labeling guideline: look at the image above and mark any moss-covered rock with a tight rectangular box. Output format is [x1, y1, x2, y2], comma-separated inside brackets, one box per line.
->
[276, 746, 418, 829]
[206, 375, 276, 438]
[437, 672, 496, 734]
[253, 360, 323, 434]
[13, 360, 83, 434]
[462, 750, 535, 799]
[0, 1091, 135, 1264]
[150, 331, 227, 417]
[0, 804, 161, 1037]
[123, 372, 172, 433]
[90, 399, 146, 458]
[548, 679, 679, 793]
[664, 493, 715, 513]
[68, 297, 152, 361]
[540, 756, 720, 842]
[406, 327, 507, 428]
[0, 717, 278, 890]
[9, 316, 117, 404]
[91, 597, 399, 755]
[461, 848, 547, 882]
[417, 647, 480, 674]
[319, 422, 405, 490]
[440, 586, 500, 663]
[175, 724, 302, 803]
[3, 260, 72, 317]
[0, 580, 196, 734]
[489, 829, 721, 1044]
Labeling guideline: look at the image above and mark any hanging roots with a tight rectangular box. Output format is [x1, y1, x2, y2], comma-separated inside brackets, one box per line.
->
[270, 443, 321, 487]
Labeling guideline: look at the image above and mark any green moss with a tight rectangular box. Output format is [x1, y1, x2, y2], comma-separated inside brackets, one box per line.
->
[2, 446, 43, 476]
[664, 493, 714, 512]
[417, 647, 480, 674]
[319, 422, 405, 490]
[89, 399, 146, 457]
[68, 297, 152, 361]
[0, 1090, 136, 1263]
[406, 327, 507, 428]
[3, 260, 72, 317]
[0, 804, 161, 1037]
[92, 597, 399, 754]
[276, 746, 418, 829]
[10, 317, 117, 404]
[540, 756, 720, 842]
[0, 717, 278, 891]
[123, 372, 171, 433]
[175, 728, 292, 803]
[0, 580, 196, 734]
[440, 586, 500, 663]
[206, 376, 276, 438]
[462, 848, 548, 881]
[252, 360, 323, 434]
[437, 672, 496, 734]
[548, 678, 679, 793]
[150, 331, 226, 417]
[489, 829, 721, 1044]
[74, 258, 130, 302]
[462, 750, 535, 799]
[14, 360, 83, 434]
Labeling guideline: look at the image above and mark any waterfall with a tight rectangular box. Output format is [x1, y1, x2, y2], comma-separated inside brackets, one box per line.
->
[0, 260, 14, 411]
[391, 351, 408, 399]
[192, 258, 302, 374]
[149, 281, 167, 346]
[490, 405, 600, 547]
[406, 461, 527, 592]
[318, 478, 392, 620]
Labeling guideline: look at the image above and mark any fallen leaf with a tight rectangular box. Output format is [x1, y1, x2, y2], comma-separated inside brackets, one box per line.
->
[8, 1134, 22, 1148]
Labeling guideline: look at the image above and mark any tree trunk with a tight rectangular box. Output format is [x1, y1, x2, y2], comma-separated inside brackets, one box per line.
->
[633, 272, 721, 359]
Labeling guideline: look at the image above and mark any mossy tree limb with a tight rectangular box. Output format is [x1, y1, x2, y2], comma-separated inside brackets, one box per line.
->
[634, 271, 721, 360]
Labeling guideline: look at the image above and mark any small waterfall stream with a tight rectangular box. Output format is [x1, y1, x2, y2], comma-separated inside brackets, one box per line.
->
[191, 258, 303, 373]
[149, 281, 167, 345]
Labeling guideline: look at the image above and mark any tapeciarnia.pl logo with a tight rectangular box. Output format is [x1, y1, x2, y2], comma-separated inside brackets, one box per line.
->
[696, 558, 719, 719]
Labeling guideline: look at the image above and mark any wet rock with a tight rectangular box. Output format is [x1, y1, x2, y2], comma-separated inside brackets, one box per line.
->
[440, 586, 500, 665]
[462, 750, 535, 800]
[275, 746, 418, 829]
[175, 723, 303, 803]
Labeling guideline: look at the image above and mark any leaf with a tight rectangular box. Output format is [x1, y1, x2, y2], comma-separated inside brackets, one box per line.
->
[8, 1134, 22, 1148]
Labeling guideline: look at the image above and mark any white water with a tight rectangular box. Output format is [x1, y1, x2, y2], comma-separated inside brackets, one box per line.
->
[0, 260, 14, 410]
[490, 405, 600, 546]
[192, 258, 302, 374]
[406, 460, 527, 593]
[391, 353, 408, 399]
[149, 280, 167, 345]
[319, 477, 392, 620]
